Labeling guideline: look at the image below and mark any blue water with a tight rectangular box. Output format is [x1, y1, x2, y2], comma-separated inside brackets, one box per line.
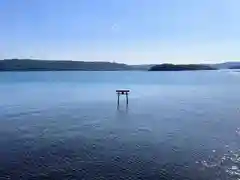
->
[0, 71, 239, 179]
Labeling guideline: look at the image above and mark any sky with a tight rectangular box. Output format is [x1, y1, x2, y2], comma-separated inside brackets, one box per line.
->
[1, 0, 240, 64]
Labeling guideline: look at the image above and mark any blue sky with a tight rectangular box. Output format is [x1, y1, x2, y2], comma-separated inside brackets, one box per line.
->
[1, 0, 240, 64]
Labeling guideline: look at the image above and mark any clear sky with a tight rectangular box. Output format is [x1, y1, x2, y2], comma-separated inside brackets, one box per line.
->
[1, 0, 240, 64]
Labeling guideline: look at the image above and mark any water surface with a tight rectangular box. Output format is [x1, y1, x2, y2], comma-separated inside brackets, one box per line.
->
[0, 71, 239, 179]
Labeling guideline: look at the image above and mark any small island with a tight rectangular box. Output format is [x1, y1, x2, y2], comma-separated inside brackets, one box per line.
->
[149, 64, 216, 71]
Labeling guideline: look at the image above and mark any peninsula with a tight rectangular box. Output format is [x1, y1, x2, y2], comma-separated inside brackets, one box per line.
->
[0, 59, 132, 71]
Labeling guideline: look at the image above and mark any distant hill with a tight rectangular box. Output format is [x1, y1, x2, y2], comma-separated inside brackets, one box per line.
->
[229, 66, 240, 69]
[0, 59, 132, 71]
[146, 62, 240, 71]
[210, 62, 240, 69]
[1, 59, 239, 71]
[149, 64, 216, 71]
[131, 64, 156, 71]
[132, 62, 240, 71]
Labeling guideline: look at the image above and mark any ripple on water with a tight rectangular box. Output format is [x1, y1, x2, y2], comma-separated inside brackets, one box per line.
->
[199, 128, 240, 179]
[236, 128, 240, 136]
[200, 150, 240, 179]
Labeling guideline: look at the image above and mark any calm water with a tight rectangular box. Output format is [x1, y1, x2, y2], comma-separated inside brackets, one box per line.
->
[0, 71, 239, 180]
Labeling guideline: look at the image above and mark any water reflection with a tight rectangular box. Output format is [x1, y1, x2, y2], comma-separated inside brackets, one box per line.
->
[117, 103, 129, 112]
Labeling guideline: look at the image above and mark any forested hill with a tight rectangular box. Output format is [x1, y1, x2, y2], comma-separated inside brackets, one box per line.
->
[0, 59, 132, 71]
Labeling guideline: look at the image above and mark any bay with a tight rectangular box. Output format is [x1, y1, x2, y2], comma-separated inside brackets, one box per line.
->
[0, 71, 239, 179]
